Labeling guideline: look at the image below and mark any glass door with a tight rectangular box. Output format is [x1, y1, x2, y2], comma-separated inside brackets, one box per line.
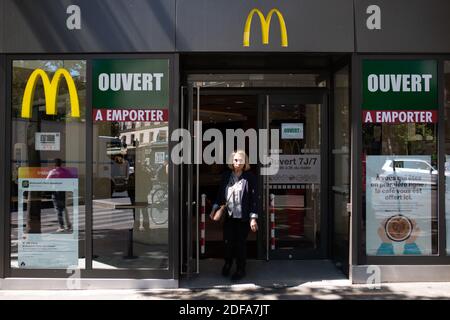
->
[181, 87, 261, 276]
[262, 93, 328, 259]
[180, 84, 199, 277]
[331, 66, 351, 275]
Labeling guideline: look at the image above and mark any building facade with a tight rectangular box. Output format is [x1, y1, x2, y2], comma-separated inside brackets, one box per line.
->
[1, 0, 450, 289]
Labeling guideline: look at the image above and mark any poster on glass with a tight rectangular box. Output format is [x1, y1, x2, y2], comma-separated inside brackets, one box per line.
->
[366, 155, 435, 256]
[18, 167, 79, 268]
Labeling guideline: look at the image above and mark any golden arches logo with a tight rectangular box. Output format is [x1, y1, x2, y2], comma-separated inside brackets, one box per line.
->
[243, 8, 288, 47]
[21, 68, 80, 119]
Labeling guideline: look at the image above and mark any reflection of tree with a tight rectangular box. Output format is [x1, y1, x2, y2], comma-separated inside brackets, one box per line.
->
[363, 124, 382, 154]
[364, 123, 438, 171]
[96, 121, 122, 140]
[367, 123, 437, 158]
[383, 124, 409, 155]
[411, 124, 437, 166]
[110, 122, 120, 137]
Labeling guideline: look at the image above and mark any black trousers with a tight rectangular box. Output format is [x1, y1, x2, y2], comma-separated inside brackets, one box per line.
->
[223, 217, 250, 271]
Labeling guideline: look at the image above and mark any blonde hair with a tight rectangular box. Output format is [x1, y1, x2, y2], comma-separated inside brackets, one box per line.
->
[227, 150, 251, 171]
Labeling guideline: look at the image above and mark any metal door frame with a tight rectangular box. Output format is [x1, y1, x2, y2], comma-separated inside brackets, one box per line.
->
[180, 87, 329, 277]
[180, 83, 199, 277]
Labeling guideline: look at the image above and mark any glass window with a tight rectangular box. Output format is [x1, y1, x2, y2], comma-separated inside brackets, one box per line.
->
[362, 59, 438, 257]
[92, 59, 169, 269]
[92, 121, 169, 269]
[11, 60, 86, 269]
[332, 66, 350, 271]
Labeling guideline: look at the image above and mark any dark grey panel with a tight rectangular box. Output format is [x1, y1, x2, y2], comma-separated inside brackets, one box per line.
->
[5, 0, 175, 53]
[176, 0, 354, 52]
[0, 55, 4, 278]
[0, 0, 4, 52]
[356, 0, 450, 53]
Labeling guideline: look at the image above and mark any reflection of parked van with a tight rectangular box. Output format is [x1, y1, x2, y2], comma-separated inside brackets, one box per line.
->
[94, 136, 130, 196]
[380, 159, 438, 185]
[148, 140, 168, 179]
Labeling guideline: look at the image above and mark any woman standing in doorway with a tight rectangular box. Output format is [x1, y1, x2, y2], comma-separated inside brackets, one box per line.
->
[210, 150, 258, 281]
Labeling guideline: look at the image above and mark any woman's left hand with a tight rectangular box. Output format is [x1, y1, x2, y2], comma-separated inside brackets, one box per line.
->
[250, 218, 258, 232]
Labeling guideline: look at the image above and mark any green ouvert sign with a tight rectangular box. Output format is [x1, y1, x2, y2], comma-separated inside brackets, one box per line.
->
[362, 60, 437, 110]
[92, 59, 169, 109]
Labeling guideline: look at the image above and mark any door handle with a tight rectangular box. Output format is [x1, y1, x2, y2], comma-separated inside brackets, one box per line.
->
[185, 201, 196, 206]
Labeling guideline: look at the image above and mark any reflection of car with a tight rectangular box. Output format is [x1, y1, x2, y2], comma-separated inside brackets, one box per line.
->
[445, 162, 450, 176]
[380, 159, 437, 186]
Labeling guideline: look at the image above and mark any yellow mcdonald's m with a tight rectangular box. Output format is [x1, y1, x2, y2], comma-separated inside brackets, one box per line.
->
[243, 8, 288, 47]
[21, 68, 80, 119]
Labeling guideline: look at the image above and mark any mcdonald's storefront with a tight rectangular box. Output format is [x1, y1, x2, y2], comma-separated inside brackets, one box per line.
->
[2, 0, 450, 289]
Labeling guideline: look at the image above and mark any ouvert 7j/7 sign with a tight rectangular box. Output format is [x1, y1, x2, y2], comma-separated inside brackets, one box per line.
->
[362, 60, 437, 123]
[92, 59, 169, 122]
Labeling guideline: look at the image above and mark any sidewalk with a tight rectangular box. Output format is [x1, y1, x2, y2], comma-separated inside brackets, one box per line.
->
[1, 260, 450, 299]
[1, 281, 450, 300]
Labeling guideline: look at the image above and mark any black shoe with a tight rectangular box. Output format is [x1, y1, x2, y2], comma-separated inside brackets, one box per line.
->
[222, 263, 232, 277]
[231, 270, 245, 281]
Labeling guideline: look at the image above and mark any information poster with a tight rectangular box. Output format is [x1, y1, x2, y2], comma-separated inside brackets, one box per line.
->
[269, 155, 320, 184]
[35, 132, 60, 151]
[18, 167, 79, 268]
[366, 155, 434, 256]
